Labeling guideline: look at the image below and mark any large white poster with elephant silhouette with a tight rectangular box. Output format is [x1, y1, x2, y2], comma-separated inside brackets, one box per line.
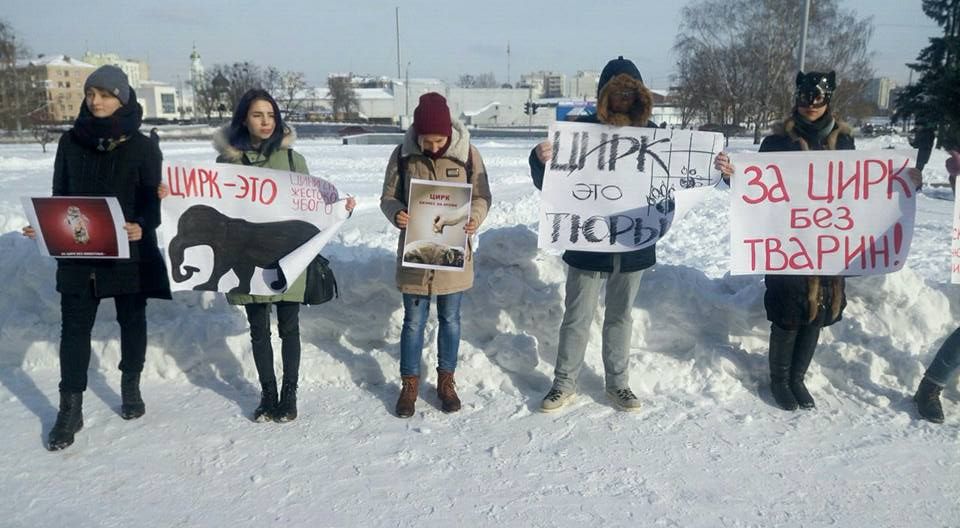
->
[157, 162, 350, 295]
[403, 180, 472, 271]
[538, 122, 724, 252]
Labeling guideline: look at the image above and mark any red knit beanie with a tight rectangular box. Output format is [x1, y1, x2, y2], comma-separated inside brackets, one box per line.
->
[413, 92, 452, 137]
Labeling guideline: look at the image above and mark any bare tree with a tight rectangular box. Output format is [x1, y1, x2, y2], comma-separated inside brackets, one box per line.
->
[457, 74, 475, 88]
[327, 75, 358, 120]
[192, 64, 310, 121]
[0, 19, 42, 132]
[221, 62, 264, 111]
[191, 73, 221, 120]
[262, 66, 282, 95]
[29, 112, 54, 152]
[197, 62, 265, 114]
[275, 71, 309, 117]
[674, 0, 874, 143]
[457, 72, 498, 88]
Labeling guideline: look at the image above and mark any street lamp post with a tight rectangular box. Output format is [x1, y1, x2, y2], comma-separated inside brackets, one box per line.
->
[405, 61, 411, 127]
[797, 0, 811, 72]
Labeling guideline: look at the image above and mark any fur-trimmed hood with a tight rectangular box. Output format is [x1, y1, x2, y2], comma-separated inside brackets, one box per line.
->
[212, 124, 298, 162]
[400, 118, 470, 163]
[773, 116, 852, 151]
[596, 73, 653, 127]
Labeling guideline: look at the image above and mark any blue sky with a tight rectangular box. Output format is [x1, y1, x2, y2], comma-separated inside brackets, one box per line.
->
[6, 0, 939, 88]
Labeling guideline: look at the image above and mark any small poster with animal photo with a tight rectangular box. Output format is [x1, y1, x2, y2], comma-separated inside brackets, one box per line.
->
[402, 180, 473, 271]
[21, 196, 128, 259]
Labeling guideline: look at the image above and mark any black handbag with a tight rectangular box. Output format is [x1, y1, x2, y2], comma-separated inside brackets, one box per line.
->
[302, 254, 338, 305]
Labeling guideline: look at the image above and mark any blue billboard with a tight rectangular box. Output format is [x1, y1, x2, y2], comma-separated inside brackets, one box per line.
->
[556, 101, 597, 121]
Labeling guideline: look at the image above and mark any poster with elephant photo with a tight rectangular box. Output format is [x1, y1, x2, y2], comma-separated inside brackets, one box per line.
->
[157, 161, 350, 295]
[402, 180, 473, 271]
[21, 196, 128, 259]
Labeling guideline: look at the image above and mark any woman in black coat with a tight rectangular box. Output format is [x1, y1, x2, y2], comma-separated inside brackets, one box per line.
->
[23, 65, 170, 450]
[755, 72, 854, 412]
[732, 72, 921, 412]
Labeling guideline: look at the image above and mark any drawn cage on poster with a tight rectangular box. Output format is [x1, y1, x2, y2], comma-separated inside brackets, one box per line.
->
[540, 123, 724, 252]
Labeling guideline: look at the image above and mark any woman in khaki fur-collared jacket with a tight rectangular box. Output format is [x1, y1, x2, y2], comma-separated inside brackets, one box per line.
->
[380, 92, 491, 419]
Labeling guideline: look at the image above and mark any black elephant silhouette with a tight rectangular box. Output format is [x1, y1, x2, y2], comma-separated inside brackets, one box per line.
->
[168, 205, 320, 294]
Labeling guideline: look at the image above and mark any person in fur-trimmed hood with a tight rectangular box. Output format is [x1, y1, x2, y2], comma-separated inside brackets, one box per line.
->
[527, 56, 659, 414]
[380, 92, 492, 418]
[209, 89, 354, 424]
[747, 71, 921, 412]
[754, 71, 852, 412]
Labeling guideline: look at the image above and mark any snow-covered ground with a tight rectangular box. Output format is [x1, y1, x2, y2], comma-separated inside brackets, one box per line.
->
[1, 134, 958, 527]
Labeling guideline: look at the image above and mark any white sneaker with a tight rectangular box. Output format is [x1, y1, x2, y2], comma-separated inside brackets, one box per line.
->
[540, 387, 575, 412]
[606, 387, 642, 412]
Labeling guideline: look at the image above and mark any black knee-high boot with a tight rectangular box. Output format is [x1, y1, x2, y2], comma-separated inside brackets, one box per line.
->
[790, 325, 821, 410]
[769, 324, 799, 411]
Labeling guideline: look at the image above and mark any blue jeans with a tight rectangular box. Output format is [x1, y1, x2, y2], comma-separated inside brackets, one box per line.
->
[399, 292, 463, 377]
[924, 326, 960, 386]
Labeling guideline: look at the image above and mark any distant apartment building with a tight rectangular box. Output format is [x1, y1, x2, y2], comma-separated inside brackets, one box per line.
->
[16, 55, 96, 122]
[568, 71, 600, 100]
[517, 75, 544, 98]
[82, 52, 148, 89]
[520, 71, 566, 98]
[865, 77, 896, 111]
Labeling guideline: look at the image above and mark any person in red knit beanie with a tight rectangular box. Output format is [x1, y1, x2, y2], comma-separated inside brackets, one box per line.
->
[380, 92, 492, 418]
[413, 93, 452, 138]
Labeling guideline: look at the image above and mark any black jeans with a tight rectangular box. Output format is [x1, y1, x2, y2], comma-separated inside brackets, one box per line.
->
[244, 302, 301, 387]
[59, 292, 148, 393]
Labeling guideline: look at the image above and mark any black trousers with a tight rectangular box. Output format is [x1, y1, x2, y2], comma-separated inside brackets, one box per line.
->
[59, 292, 148, 393]
[244, 302, 301, 387]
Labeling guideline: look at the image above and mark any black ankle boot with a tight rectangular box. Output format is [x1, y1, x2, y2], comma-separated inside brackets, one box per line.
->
[769, 325, 798, 411]
[48, 392, 83, 451]
[254, 380, 278, 422]
[121, 372, 145, 420]
[914, 377, 945, 424]
[274, 382, 297, 423]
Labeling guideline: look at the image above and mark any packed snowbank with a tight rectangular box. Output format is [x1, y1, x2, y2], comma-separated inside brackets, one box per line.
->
[0, 137, 958, 526]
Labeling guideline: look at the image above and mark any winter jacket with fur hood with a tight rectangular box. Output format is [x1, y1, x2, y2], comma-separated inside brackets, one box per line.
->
[759, 114, 855, 329]
[381, 119, 492, 296]
[213, 125, 311, 305]
[528, 71, 658, 273]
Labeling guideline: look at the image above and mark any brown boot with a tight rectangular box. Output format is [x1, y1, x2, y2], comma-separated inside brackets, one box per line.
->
[396, 375, 419, 418]
[437, 369, 461, 413]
